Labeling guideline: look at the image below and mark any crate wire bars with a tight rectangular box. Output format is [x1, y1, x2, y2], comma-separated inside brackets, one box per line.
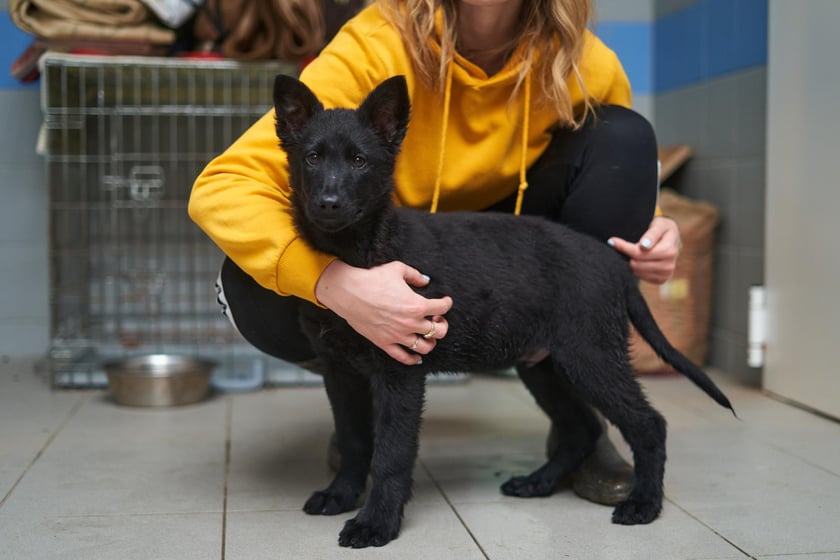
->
[42, 53, 326, 389]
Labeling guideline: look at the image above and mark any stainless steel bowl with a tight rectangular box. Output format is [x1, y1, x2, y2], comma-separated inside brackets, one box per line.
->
[103, 354, 216, 407]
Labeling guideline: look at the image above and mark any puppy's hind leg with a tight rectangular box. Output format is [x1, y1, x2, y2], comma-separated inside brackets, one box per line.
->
[561, 350, 667, 525]
[303, 367, 373, 516]
[339, 369, 426, 548]
[501, 359, 600, 498]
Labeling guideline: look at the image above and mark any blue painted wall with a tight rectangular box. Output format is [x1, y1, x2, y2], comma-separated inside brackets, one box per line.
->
[654, 0, 767, 93]
[0, 11, 38, 89]
[597, 0, 767, 96]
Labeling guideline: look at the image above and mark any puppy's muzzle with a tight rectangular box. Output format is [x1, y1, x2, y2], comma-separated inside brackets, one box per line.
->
[307, 193, 355, 232]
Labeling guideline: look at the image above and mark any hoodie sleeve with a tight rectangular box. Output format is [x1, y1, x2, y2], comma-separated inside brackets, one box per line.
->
[188, 6, 397, 304]
[188, 108, 335, 304]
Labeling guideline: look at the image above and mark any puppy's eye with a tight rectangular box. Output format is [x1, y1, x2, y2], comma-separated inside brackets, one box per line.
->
[352, 155, 367, 169]
[305, 152, 319, 166]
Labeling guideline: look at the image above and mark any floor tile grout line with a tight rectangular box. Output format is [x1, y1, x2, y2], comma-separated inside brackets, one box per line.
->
[0, 394, 87, 510]
[757, 439, 840, 479]
[418, 458, 491, 560]
[664, 497, 758, 560]
[221, 396, 232, 560]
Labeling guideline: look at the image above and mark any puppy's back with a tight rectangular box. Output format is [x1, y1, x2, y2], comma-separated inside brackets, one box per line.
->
[393, 209, 630, 371]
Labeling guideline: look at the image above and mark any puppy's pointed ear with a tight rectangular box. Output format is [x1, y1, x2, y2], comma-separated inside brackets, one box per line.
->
[273, 74, 323, 145]
[358, 75, 410, 151]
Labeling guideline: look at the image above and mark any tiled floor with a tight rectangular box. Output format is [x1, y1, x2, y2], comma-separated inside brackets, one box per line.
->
[2, 356, 839, 560]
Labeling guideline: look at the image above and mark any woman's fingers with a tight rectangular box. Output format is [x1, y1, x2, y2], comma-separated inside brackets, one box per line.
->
[608, 216, 681, 285]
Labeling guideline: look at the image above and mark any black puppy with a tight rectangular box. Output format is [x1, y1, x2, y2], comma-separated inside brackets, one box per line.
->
[272, 74, 734, 548]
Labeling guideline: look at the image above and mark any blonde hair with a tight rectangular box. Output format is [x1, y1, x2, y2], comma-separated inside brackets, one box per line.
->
[378, 0, 594, 128]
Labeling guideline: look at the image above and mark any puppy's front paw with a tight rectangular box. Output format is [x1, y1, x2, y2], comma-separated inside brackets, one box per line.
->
[303, 489, 359, 516]
[338, 517, 400, 548]
[611, 497, 662, 525]
[501, 473, 559, 498]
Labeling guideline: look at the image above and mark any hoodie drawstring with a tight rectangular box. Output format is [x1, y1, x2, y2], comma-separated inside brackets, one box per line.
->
[431, 65, 532, 216]
[430, 63, 454, 214]
[513, 72, 531, 216]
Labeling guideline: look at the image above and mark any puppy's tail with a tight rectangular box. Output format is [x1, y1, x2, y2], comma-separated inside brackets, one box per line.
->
[625, 275, 735, 416]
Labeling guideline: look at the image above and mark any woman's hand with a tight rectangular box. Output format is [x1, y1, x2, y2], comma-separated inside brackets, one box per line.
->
[314, 260, 453, 365]
[607, 216, 681, 284]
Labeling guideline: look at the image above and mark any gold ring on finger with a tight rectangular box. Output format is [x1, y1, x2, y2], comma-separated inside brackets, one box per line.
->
[422, 320, 436, 339]
[410, 335, 420, 350]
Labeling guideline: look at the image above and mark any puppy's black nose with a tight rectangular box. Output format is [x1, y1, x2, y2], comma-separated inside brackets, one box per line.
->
[317, 194, 340, 211]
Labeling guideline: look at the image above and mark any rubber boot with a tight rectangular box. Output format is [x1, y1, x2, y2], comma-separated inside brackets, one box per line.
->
[546, 414, 634, 506]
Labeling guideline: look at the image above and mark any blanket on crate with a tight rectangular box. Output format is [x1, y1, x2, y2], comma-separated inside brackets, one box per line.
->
[9, 0, 175, 47]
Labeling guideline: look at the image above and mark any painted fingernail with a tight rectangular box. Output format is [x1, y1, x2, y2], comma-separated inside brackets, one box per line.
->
[640, 237, 653, 249]
[416, 358, 423, 365]
[421, 274, 430, 282]
[607, 239, 615, 247]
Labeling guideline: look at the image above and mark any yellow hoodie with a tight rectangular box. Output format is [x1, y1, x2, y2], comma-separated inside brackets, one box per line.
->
[188, 4, 632, 305]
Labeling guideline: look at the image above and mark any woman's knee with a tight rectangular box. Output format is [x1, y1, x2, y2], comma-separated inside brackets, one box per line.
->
[583, 107, 659, 200]
[589, 105, 657, 163]
[557, 106, 659, 242]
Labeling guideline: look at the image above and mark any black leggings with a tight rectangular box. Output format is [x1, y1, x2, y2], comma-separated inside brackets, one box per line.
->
[218, 104, 658, 363]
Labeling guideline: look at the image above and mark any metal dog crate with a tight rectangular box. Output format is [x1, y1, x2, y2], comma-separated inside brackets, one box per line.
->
[41, 52, 327, 388]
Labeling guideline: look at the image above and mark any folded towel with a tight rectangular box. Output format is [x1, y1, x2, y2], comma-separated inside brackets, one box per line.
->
[9, 0, 175, 45]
